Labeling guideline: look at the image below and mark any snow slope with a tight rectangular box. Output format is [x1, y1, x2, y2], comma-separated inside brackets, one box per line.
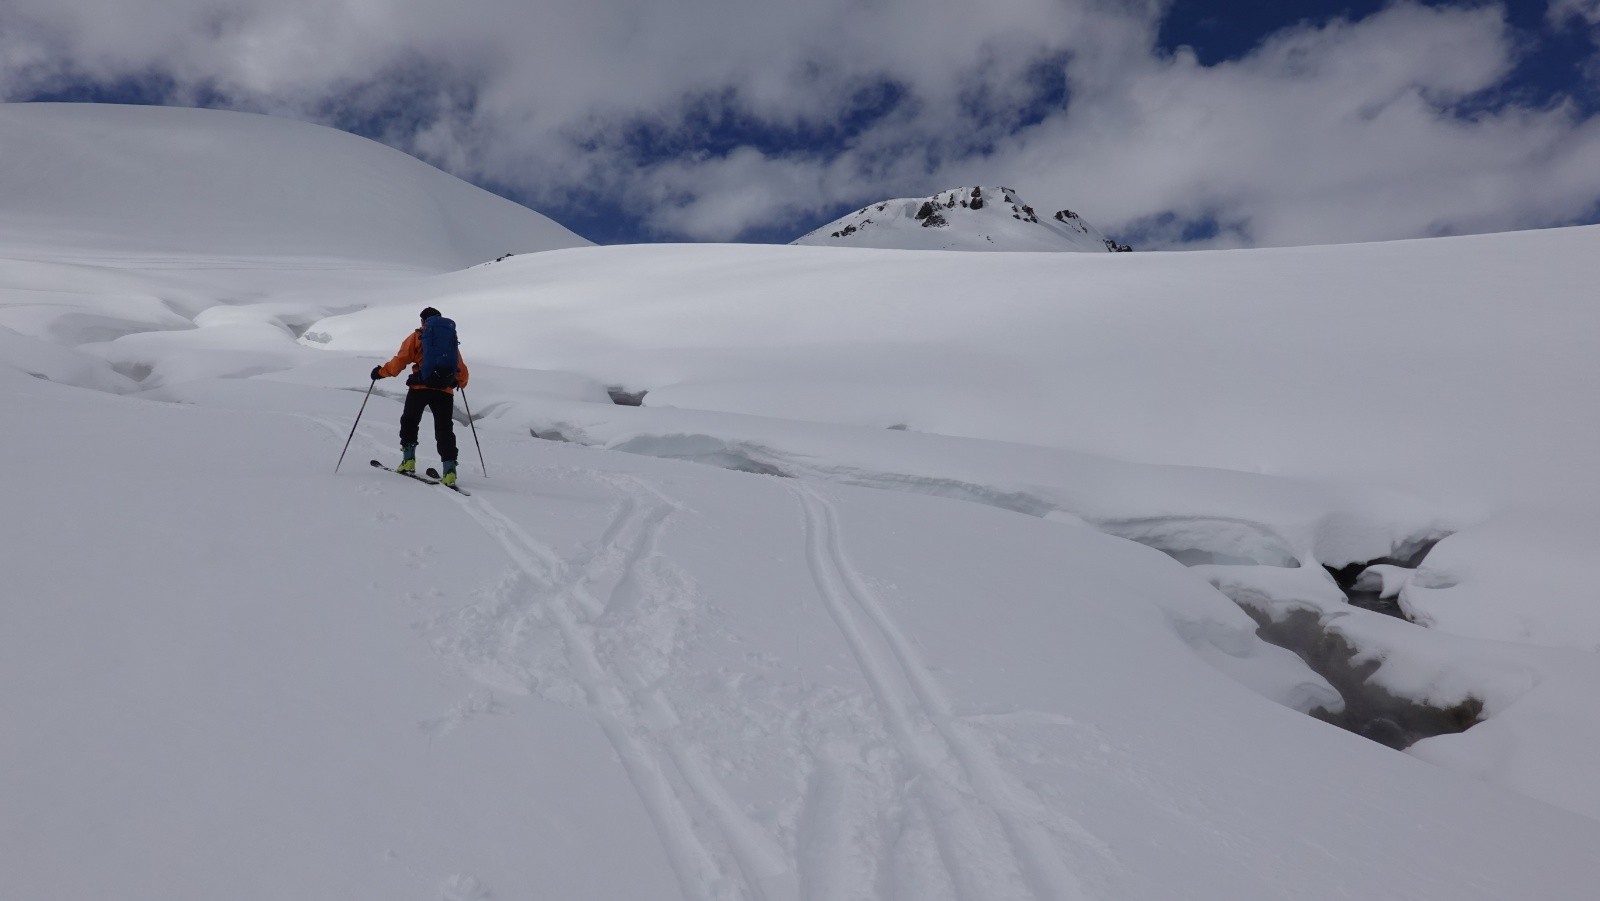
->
[300, 229, 1600, 821]
[4, 104, 1600, 899]
[792, 187, 1122, 252]
[304, 230, 1600, 512]
[0, 103, 591, 269]
[7, 374, 1600, 901]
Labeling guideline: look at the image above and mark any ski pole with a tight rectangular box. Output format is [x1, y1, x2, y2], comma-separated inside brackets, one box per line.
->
[335, 379, 377, 473]
[460, 387, 488, 477]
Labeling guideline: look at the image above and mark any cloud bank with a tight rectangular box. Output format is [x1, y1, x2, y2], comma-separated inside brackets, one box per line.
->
[3, 0, 1598, 246]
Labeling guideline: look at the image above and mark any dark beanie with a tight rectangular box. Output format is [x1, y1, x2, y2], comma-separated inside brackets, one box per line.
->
[420, 307, 441, 320]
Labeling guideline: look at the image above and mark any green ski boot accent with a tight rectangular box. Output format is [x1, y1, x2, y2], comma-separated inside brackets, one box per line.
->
[397, 445, 417, 474]
[441, 459, 458, 487]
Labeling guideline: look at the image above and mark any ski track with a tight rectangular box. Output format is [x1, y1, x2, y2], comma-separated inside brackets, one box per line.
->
[794, 738, 851, 901]
[440, 473, 796, 901]
[315, 407, 1106, 901]
[789, 481, 1098, 901]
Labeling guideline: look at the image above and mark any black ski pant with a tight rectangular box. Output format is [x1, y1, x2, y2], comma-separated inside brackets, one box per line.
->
[399, 388, 458, 462]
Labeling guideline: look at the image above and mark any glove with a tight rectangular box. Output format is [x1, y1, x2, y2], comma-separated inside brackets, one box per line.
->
[370, 366, 383, 381]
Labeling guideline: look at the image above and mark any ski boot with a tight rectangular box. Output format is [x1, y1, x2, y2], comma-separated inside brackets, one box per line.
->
[441, 459, 458, 488]
[396, 444, 418, 475]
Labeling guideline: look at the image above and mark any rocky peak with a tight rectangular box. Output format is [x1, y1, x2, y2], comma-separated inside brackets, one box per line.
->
[794, 186, 1130, 253]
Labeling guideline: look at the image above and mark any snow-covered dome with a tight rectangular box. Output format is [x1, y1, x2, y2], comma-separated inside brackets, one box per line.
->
[0, 103, 591, 269]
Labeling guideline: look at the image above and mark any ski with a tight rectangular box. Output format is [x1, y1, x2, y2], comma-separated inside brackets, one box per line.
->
[370, 459, 440, 484]
[426, 468, 471, 495]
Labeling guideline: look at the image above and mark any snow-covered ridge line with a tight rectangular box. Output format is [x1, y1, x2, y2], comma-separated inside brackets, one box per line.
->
[0, 103, 591, 269]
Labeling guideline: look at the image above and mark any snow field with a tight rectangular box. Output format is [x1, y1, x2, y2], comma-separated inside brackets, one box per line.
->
[296, 230, 1600, 828]
[302, 232, 1600, 512]
[10, 375, 1600, 899]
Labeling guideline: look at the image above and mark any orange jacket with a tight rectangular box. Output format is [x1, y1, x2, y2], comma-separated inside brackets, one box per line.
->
[378, 329, 470, 393]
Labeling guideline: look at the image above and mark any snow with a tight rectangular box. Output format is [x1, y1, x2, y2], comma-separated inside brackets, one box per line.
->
[5, 103, 1600, 899]
[0, 103, 591, 269]
[792, 187, 1120, 252]
[300, 229, 1600, 514]
[1399, 511, 1600, 650]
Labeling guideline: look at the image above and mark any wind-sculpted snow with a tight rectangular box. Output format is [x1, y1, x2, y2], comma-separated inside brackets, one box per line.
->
[0, 326, 139, 393]
[1198, 560, 1600, 817]
[1394, 513, 1600, 652]
[511, 402, 1453, 572]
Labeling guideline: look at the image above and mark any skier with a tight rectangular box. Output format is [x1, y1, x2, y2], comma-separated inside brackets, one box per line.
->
[370, 306, 470, 487]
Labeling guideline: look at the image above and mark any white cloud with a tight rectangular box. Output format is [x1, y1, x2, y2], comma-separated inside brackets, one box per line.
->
[1550, 0, 1600, 28]
[983, 3, 1600, 246]
[2, 1, 1599, 247]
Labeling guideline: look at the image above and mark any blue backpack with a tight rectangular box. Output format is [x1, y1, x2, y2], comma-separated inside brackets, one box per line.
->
[415, 316, 460, 389]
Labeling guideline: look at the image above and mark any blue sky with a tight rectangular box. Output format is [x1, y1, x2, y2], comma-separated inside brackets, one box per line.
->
[5, 1, 1600, 248]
